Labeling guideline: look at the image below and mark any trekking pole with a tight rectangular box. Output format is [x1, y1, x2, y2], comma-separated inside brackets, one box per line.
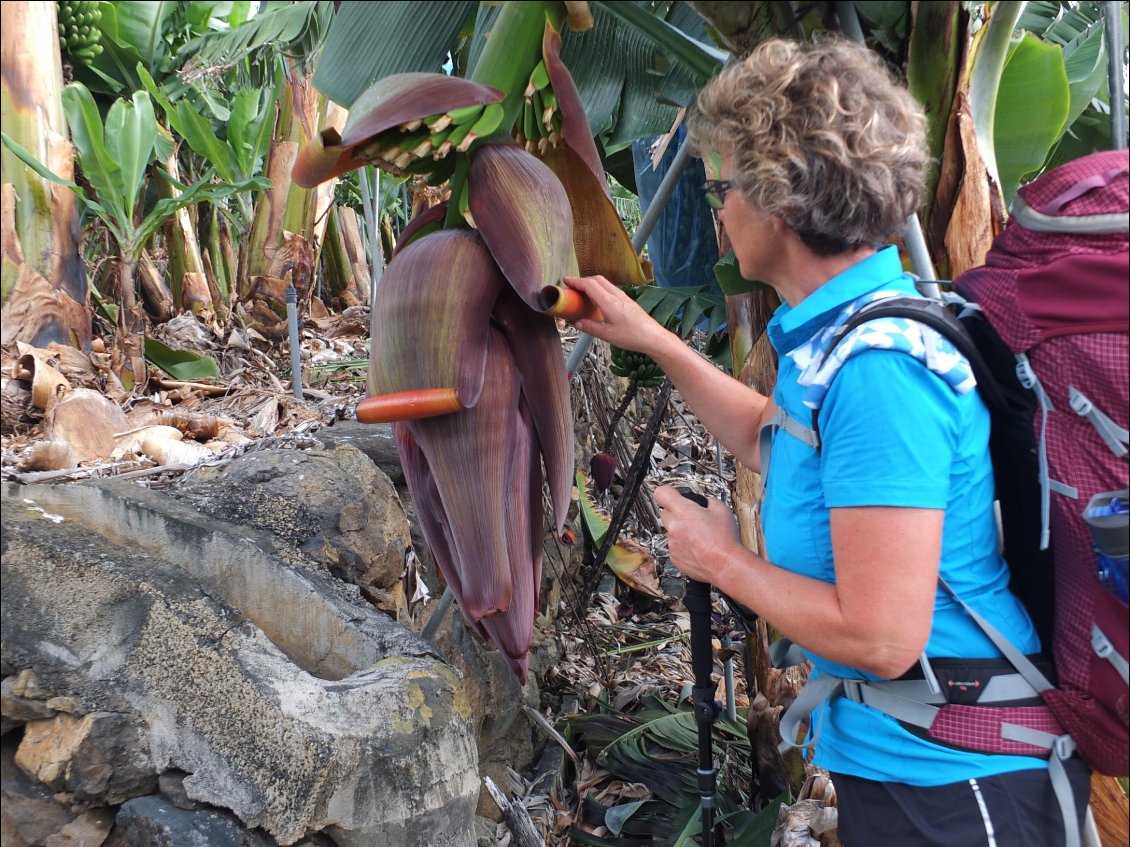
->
[679, 490, 720, 847]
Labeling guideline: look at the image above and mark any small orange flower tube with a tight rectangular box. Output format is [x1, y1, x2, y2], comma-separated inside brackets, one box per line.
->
[537, 285, 603, 323]
[356, 388, 464, 424]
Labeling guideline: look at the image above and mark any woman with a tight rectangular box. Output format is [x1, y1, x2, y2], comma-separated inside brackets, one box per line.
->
[566, 37, 1090, 847]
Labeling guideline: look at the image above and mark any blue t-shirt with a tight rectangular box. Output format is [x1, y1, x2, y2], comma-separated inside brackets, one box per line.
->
[761, 246, 1044, 785]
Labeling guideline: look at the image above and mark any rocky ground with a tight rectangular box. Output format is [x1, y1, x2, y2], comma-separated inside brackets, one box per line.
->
[2, 309, 785, 847]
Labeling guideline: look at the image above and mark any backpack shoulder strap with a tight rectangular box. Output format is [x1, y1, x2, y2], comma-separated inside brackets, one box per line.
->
[810, 297, 1008, 445]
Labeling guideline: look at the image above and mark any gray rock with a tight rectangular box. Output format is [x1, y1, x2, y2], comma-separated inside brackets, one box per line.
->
[158, 770, 199, 811]
[174, 445, 411, 609]
[313, 420, 404, 484]
[2, 481, 478, 847]
[43, 807, 114, 847]
[2, 675, 57, 722]
[113, 795, 275, 847]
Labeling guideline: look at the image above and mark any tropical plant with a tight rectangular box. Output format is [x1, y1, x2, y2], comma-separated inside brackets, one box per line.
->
[59, 0, 335, 320]
[2, 83, 266, 388]
[563, 694, 781, 846]
[1, 1, 88, 350]
[292, 0, 699, 680]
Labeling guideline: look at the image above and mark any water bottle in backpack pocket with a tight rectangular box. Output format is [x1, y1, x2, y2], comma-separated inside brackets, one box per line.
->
[1085, 489, 1128, 605]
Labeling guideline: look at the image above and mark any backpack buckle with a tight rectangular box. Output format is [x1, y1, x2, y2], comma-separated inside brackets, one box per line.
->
[842, 679, 864, 704]
[1069, 388, 1093, 417]
[1015, 356, 1037, 390]
[1052, 734, 1076, 760]
[1092, 626, 1114, 659]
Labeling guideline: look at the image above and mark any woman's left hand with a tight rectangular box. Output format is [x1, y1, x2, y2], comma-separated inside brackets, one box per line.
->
[654, 485, 741, 584]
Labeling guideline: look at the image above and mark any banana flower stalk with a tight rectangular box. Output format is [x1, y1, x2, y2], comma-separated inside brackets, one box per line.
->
[293, 15, 648, 678]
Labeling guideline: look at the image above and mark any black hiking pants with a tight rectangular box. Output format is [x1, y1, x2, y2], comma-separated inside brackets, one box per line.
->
[830, 757, 1092, 846]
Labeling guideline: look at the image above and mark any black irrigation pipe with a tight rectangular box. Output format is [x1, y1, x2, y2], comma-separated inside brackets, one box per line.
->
[580, 378, 674, 605]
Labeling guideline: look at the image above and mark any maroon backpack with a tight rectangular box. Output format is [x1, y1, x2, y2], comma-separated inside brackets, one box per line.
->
[954, 149, 1129, 777]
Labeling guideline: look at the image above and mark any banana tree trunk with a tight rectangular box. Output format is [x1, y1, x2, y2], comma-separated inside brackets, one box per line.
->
[156, 151, 212, 316]
[321, 205, 368, 307]
[0, 0, 89, 350]
[137, 250, 174, 322]
[242, 62, 339, 330]
[320, 205, 351, 305]
[205, 205, 237, 311]
[727, 279, 808, 801]
[113, 254, 146, 391]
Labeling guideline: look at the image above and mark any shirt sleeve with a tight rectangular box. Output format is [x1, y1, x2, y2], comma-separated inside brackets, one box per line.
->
[818, 349, 961, 509]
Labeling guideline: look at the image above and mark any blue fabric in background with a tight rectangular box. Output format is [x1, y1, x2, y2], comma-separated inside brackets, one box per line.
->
[631, 124, 722, 296]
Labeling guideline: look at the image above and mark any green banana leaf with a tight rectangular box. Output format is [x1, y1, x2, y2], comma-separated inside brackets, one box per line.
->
[1, 127, 267, 260]
[60, 82, 132, 226]
[967, 1, 1027, 196]
[1052, 15, 1110, 136]
[906, 1, 962, 181]
[179, 0, 332, 73]
[144, 337, 221, 380]
[715, 797, 790, 847]
[113, 0, 175, 70]
[854, 1, 910, 55]
[139, 65, 240, 183]
[183, 1, 255, 31]
[629, 283, 727, 339]
[104, 90, 159, 224]
[604, 800, 647, 837]
[995, 32, 1070, 205]
[311, 1, 726, 150]
[226, 78, 279, 178]
[713, 251, 767, 298]
[568, 1, 722, 149]
[134, 172, 270, 251]
[0, 132, 116, 238]
[312, 1, 478, 107]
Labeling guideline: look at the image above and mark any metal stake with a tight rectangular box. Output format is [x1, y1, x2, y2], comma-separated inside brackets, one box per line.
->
[286, 284, 303, 399]
[566, 139, 697, 378]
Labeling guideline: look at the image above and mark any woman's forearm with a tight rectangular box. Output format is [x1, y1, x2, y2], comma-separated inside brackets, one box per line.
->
[643, 330, 769, 470]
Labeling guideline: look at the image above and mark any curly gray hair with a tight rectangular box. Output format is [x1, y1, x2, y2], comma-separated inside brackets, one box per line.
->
[687, 37, 929, 255]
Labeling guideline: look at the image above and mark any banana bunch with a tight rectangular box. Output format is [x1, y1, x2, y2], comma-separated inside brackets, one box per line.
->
[292, 73, 507, 187]
[356, 101, 505, 178]
[57, 0, 103, 63]
[515, 61, 562, 155]
[610, 346, 665, 387]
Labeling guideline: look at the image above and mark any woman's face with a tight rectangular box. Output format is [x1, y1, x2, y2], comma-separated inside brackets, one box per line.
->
[718, 155, 778, 284]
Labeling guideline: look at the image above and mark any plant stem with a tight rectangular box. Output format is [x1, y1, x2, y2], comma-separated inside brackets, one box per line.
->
[603, 376, 639, 453]
[115, 253, 146, 390]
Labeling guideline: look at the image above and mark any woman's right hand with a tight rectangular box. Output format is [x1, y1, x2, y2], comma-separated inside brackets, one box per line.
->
[563, 275, 669, 355]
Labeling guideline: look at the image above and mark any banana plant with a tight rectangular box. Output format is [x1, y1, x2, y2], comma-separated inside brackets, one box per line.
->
[293, 0, 660, 680]
[2, 83, 266, 389]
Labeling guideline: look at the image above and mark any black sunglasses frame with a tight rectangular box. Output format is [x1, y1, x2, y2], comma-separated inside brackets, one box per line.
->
[702, 179, 735, 208]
